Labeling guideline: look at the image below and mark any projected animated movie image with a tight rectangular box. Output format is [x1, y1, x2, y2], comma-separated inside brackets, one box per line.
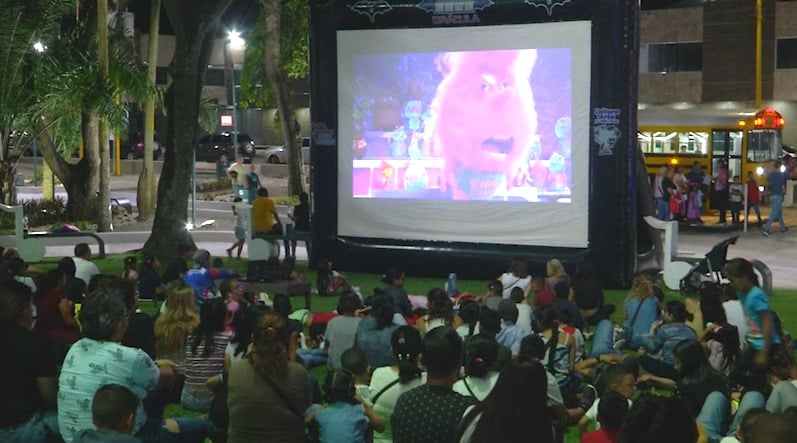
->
[350, 48, 572, 202]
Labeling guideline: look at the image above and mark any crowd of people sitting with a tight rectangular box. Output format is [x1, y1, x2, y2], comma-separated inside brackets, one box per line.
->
[2, 243, 797, 443]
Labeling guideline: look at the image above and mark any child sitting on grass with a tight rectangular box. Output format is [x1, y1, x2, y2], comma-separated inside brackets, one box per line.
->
[72, 384, 140, 443]
[578, 363, 636, 436]
[580, 391, 628, 443]
[342, 347, 373, 407]
[306, 369, 385, 443]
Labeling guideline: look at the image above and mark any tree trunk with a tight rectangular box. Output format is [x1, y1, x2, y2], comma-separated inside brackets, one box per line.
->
[34, 116, 101, 221]
[95, 0, 112, 232]
[136, 0, 161, 221]
[261, 0, 304, 196]
[144, 0, 234, 258]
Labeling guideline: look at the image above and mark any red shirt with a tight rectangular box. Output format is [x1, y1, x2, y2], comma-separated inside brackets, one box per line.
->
[533, 287, 556, 309]
[747, 179, 760, 203]
[581, 428, 621, 443]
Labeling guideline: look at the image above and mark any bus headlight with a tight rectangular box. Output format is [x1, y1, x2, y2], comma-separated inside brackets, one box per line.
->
[756, 166, 764, 176]
[759, 185, 765, 192]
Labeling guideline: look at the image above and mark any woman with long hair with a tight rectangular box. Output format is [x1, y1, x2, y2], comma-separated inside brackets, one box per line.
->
[622, 273, 661, 349]
[153, 283, 199, 367]
[416, 288, 463, 335]
[355, 292, 402, 367]
[453, 334, 500, 401]
[458, 358, 554, 443]
[227, 313, 312, 443]
[497, 257, 531, 299]
[34, 268, 80, 360]
[181, 298, 233, 412]
[369, 326, 425, 443]
[545, 258, 569, 288]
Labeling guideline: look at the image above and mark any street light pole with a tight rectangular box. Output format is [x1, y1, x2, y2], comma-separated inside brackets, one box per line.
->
[227, 30, 245, 161]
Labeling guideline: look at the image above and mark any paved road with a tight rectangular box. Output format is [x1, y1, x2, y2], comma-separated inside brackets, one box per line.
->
[6, 166, 796, 288]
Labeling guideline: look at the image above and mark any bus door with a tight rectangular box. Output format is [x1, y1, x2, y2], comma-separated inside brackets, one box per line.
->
[711, 130, 743, 179]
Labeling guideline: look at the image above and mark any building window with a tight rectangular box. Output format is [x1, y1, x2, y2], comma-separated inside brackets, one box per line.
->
[646, 42, 702, 73]
[776, 38, 797, 69]
[204, 68, 226, 87]
[155, 67, 170, 85]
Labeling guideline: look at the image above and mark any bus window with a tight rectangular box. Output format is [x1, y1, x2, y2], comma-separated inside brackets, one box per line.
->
[747, 129, 781, 163]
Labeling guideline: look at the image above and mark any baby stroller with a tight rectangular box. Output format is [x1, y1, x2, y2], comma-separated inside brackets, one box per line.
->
[679, 235, 739, 296]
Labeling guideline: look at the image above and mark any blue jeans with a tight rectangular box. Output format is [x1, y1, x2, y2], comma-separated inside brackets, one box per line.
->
[656, 197, 670, 221]
[298, 348, 327, 369]
[180, 386, 215, 413]
[764, 194, 786, 232]
[136, 416, 208, 443]
[0, 411, 60, 443]
[588, 319, 622, 357]
[697, 391, 764, 443]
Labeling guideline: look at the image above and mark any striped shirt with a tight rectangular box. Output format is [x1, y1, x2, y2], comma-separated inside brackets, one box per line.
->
[183, 330, 233, 388]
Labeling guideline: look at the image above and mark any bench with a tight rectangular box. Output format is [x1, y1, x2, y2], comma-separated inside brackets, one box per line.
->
[243, 280, 312, 310]
[24, 231, 107, 258]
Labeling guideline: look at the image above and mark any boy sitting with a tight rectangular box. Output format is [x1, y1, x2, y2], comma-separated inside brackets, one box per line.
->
[72, 384, 141, 443]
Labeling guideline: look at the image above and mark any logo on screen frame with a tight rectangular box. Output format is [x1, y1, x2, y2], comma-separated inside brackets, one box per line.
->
[525, 0, 573, 16]
[416, 0, 494, 25]
[593, 108, 622, 157]
[348, 0, 394, 23]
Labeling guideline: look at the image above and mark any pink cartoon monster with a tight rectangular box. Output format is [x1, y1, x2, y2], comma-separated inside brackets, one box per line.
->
[426, 49, 538, 200]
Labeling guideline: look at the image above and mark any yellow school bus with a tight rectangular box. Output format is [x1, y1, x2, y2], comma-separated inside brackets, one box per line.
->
[638, 107, 784, 185]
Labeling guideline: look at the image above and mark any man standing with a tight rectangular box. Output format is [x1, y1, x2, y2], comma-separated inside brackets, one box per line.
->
[762, 160, 788, 236]
[73, 243, 100, 286]
[392, 327, 475, 443]
[227, 155, 247, 200]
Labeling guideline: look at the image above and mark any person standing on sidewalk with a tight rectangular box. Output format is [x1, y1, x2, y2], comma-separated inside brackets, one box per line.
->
[226, 155, 247, 200]
[227, 198, 247, 259]
[746, 171, 763, 226]
[762, 160, 788, 236]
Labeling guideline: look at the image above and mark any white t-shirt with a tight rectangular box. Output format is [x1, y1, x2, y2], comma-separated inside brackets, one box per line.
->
[585, 397, 633, 429]
[452, 372, 500, 402]
[500, 273, 532, 299]
[73, 256, 100, 286]
[516, 303, 533, 336]
[369, 366, 426, 443]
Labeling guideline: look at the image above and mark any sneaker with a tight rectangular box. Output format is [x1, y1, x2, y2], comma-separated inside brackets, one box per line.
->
[226, 249, 233, 258]
[579, 384, 598, 411]
[613, 338, 627, 351]
[781, 227, 789, 233]
[762, 229, 771, 237]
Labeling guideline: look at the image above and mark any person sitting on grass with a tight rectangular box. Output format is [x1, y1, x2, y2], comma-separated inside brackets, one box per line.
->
[635, 300, 698, 380]
[578, 363, 636, 436]
[341, 347, 373, 406]
[580, 390, 628, 443]
[183, 249, 237, 309]
[325, 292, 363, 370]
[453, 334, 500, 402]
[307, 369, 385, 443]
[416, 288, 463, 335]
[72, 384, 141, 443]
[316, 258, 350, 297]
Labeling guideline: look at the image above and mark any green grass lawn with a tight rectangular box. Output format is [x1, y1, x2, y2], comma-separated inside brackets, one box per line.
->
[35, 255, 797, 443]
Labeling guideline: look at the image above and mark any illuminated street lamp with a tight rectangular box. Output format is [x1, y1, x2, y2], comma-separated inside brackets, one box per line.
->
[227, 30, 246, 159]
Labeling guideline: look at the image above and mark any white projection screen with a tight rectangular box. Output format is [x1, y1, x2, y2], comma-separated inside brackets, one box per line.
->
[337, 21, 591, 248]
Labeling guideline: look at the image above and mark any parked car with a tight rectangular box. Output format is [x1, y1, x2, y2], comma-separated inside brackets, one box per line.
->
[121, 135, 161, 160]
[263, 137, 310, 164]
[195, 132, 255, 163]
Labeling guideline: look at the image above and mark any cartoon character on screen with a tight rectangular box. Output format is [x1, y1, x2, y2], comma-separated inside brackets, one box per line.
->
[528, 135, 549, 191]
[426, 49, 538, 200]
[373, 161, 395, 191]
[554, 117, 572, 158]
[389, 126, 408, 158]
[546, 152, 569, 194]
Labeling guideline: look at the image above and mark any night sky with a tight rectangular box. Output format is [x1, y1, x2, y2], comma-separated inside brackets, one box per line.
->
[124, 0, 698, 36]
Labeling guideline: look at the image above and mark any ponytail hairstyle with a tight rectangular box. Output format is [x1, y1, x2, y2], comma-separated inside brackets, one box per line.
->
[464, 334, 499, 378]
[723, 258, 760, 287]
[249, 312, 289, 376]
[664, 300, 693, 323]
[391, 326, 422, 383]
[323, 369, 357, 405]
